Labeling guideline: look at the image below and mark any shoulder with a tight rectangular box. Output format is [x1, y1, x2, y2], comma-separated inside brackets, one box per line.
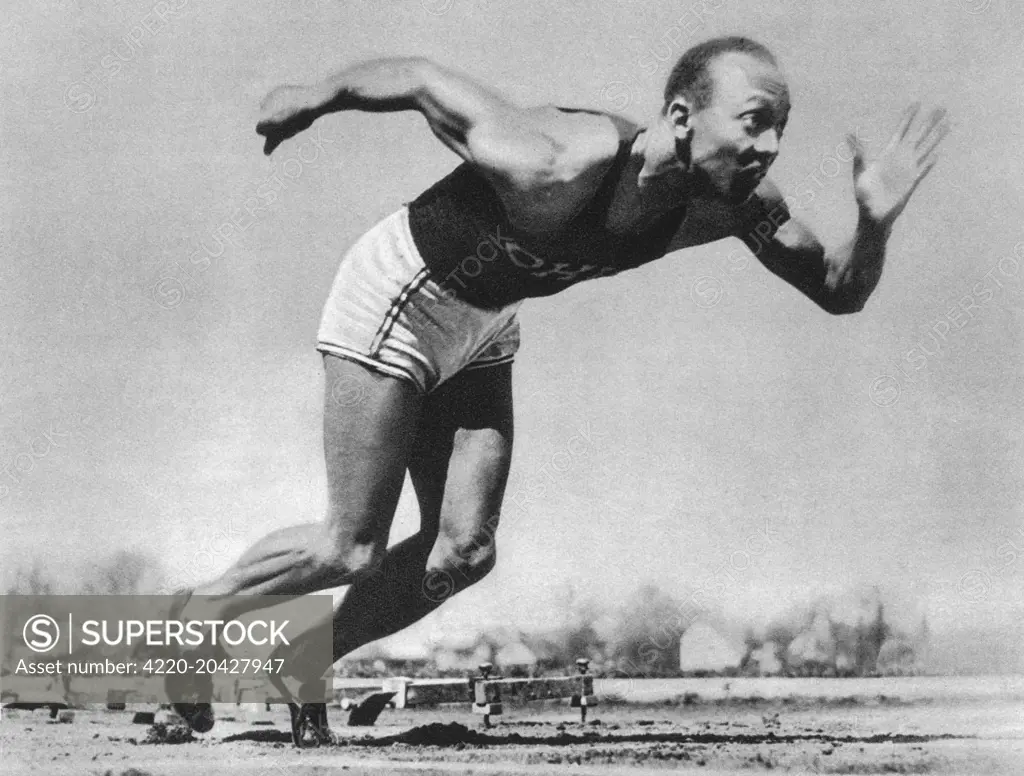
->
[521, 106, 632, 183]
[493, 107, 633, 230]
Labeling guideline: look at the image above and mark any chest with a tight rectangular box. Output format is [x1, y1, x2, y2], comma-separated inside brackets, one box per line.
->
[487, 207, 682, 291]
[506, 171, 744, 270]
[524, 186, 751, 261]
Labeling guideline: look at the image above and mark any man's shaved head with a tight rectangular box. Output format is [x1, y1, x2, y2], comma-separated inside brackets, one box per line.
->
[660, 37, 790, 203]
[664, 36, 780, 113]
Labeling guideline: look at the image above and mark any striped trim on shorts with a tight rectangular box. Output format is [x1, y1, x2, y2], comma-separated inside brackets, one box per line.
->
[317, 207, 521, 394]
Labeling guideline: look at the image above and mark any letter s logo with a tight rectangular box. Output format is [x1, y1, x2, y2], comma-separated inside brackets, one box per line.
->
[23, 615, 61, 653]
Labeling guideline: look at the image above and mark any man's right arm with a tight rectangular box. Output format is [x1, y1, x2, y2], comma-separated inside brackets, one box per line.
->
[256, 57, 585, 203]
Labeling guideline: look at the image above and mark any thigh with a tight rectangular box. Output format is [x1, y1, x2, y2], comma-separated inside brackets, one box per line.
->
[322, 353, 423, 548]
[409, 363, 514, 560]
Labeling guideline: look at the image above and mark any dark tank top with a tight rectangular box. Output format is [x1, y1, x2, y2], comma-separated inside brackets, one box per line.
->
[407, 127, 686, 309]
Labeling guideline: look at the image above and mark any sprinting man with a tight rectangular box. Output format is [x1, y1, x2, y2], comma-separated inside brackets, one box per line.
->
[170, 37, 948, 739]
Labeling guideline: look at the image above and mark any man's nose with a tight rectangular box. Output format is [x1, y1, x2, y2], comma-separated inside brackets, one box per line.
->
[754, 127, 780, 157]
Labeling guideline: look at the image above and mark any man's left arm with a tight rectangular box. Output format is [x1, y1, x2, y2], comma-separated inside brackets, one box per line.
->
[741, 104, 950, 315]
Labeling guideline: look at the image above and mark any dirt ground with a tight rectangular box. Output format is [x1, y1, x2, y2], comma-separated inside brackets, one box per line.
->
[2, 694, 1021, 775]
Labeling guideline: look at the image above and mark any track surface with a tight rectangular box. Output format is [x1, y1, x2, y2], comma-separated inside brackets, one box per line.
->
[2, 692, 1022, 775]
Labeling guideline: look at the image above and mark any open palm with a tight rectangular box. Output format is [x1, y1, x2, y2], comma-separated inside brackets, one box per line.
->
[848, 104, 950, 229]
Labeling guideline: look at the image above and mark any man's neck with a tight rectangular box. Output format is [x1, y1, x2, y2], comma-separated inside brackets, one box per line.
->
[610, 117, 690, 228]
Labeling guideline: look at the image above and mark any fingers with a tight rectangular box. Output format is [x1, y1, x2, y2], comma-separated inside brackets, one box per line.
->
[907, 117, 944, 199]
[912, 107, 949, 149]
[846, 133, 866, 175]
[264, 133, 283, 156]
[915, 114, 951, 162]
[891, 103, 951, 165]
[919, 157, 937, 182]
[916, 125, 949, 165]
[256, 123, 281, 156]
[895, 102, 922, 142]
[907, 157, 938, 199]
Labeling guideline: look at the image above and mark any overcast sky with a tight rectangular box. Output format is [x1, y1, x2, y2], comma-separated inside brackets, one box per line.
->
[2, 1, 1022, 663]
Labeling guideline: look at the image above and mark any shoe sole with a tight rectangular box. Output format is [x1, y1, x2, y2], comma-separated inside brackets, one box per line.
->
[289, 702, 332, 748]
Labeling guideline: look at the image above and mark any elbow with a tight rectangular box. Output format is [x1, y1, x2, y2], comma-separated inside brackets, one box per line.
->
[396, 56, 436, 93]
[821, 294, 866, 315]
[404, 56, 438, 77]
[820, 274, 871, 315]
[383, 56, 438, 101]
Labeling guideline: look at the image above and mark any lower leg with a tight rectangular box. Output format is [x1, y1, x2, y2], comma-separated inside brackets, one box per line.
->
[192, 523, 349, 597]
[186, 521, 381, 624]
[330, 532, 469, 660]
[276, 529, 488, 680]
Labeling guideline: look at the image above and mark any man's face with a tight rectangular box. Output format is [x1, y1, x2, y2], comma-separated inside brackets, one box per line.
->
[681, 53, 790, 203]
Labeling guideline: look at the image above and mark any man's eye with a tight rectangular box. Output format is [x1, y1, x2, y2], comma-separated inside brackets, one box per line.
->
[742, 113, 769, 131]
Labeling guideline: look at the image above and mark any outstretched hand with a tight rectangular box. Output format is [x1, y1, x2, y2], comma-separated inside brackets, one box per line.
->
[847, 104, 950, 229]
[256, 85, 317, 156]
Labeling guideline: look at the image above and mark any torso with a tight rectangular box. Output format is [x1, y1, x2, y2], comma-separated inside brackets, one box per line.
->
[406, 109, 749, 309]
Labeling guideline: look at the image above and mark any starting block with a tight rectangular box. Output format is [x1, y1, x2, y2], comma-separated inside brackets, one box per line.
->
[330, 658, 598, 728]
[334, 676, 474, 725]
[345, 690, 396, 726]
[382, 676, 471, 709]
[471, 658, 597, 727]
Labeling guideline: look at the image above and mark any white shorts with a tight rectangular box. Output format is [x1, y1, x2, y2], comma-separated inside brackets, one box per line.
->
[317, 207, 521, 394]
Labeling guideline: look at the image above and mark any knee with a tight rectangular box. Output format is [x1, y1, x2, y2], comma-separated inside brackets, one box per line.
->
[426, 522, 498, 586]
[426, 544, 496, 588]
[457, 541, 496, 583]
[312, 529, 385, 581]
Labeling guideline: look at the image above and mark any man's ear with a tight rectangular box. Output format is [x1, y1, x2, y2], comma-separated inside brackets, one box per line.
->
[666, 96, 694, 168]
[665, 96, 694, 143]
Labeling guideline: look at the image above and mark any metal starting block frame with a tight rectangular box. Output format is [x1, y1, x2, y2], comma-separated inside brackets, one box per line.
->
[335, 658, 598, 728]
[471, 658, 597, 727]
